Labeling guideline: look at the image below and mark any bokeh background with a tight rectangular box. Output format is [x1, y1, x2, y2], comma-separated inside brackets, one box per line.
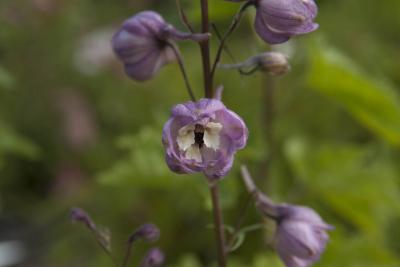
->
[1, 0, 400, 266]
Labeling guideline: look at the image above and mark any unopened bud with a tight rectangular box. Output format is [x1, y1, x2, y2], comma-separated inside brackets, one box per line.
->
[140, 248, 165, 267]
[70, 207, 96, 230]
[219, 52, 290, 76]
[257, 52, 290, 76]
[128, 223, 160, 243]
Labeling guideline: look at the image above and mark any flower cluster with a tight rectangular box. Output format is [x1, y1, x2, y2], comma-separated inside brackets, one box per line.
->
[108, 1, 327, 267]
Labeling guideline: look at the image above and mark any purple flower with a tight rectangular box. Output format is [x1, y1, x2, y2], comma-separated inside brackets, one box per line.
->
[112, 11, 209, 81]
[162, 98, 248, 179]
[128, 223, 160, 243]
[140, 248, 165, 267]
[254, 0, 318, 44]
[273, 204, 333, 267]
[240, 166, 332, 267]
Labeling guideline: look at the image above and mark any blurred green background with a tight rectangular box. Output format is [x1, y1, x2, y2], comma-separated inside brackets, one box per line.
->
[1, 0, 400, 266]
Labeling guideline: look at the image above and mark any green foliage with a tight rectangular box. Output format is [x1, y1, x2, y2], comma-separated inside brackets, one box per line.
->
[307, 41, 400, 146]
[0, 0, 400, 267]
[0, 121, 40, 169]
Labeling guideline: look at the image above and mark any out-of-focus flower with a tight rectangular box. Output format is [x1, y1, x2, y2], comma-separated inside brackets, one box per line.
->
[254, 0, 318, 44]
[70, 208, 112, 251]
[219, 52, 290, 76]
[273, 204, 333, 267]
[128, 223, 160, 243]
[74, 28, 115, 76]
[140, 248, 165, 267]
[70, 207, 96, 230]
[162, 98, 248, 180]
[112, 11, 209, 81]
[240, 166, 332, 267]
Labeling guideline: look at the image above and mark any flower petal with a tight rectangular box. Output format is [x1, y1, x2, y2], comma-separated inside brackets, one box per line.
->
[185, 145, 202, 163]
[177, 125, 195, 151]
[204, 122, 222, 150]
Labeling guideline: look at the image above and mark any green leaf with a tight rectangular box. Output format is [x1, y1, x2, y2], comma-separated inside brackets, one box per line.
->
[0, 66, 15, 90]
[284, 137, 400, 237]
[307, 41, 400, 146]
[0, 122, 41, 167]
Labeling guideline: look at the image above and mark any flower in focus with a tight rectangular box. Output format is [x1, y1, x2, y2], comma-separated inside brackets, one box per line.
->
[162, 98, 248, 179]
[254, 0, 318, 44]
[112, 11, 209, 81]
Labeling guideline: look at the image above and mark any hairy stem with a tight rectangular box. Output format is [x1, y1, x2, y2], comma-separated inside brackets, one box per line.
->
[168, 42, 197, 101]
[210, 183, 227, 267]
[200, 0, 213, 98]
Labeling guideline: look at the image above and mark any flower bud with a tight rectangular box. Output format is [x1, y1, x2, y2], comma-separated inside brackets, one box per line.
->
[70, 207, 96, 230]
[140, 248, 165, 267]
[128, 223, 160, 243]
[112, 11, 209, 81]
[162, 98, 248, 180]
[257, 52, 290, 75]
[220, 52, 290, 76]
[254, 0, 318, 44]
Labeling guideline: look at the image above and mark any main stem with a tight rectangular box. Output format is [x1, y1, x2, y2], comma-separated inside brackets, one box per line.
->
[200, 0, 213, 98]
[199, 2, 226, 266]
[210, 184, 227, 267]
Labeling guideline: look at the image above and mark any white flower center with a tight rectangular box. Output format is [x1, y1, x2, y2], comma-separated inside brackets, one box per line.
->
[176, 122, 223, 163]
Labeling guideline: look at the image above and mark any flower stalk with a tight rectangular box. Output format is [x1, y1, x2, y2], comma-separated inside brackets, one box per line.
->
[209, 183, 227, 267]
[200, 0, 213, 98]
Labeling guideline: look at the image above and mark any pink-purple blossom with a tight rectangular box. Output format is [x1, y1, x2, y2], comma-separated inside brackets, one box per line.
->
[112, 11, 209, 81]
[254, 0, 319, 44]
[273, 204, 333, 267]
[162, 98, 248, 179]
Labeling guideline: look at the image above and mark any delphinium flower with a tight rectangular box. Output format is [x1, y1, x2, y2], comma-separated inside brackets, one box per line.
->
[241, 166, 333, 267]
[254, 0, 319, 44]
[162, 98, 248, 180]
[112, 11, 209, 81]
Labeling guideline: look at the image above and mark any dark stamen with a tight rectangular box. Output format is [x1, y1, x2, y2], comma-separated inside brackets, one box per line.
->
[194, 132, 204, 147]
[194, 124, 205, 148]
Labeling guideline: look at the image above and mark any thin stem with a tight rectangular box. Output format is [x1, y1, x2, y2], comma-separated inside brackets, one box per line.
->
[89, 232, 118, 267]
[121, 241, 134, 267]
[209, 183, 227, 267]
[211, 23, 237, 64]
[210, 1, 253, 83]
[200, 0, 213, 98]
[168, 42, 196, 101]
[176, 0, 195, 33]
[226, 192, 254, 253]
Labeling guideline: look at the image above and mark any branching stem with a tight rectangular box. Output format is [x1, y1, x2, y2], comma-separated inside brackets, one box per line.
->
[210, 1, 253, 82]
[168, 42, 197, 101]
